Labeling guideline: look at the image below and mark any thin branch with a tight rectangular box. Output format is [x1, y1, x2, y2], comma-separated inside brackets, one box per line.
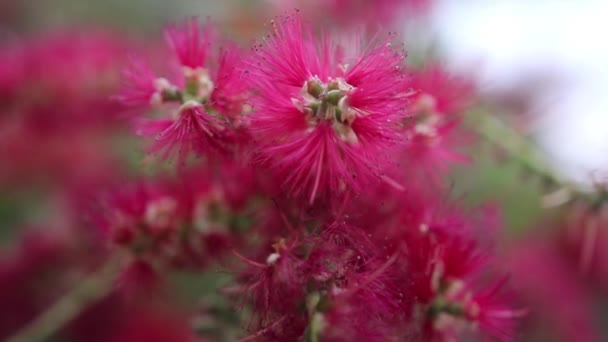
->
[8, 257, 123, 342]
[470, 110, 563, 187]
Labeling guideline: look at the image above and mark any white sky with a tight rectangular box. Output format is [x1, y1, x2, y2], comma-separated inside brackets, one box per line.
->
[431, 0, 608, 183]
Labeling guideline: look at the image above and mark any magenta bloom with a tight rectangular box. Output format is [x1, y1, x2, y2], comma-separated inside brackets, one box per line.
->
[165, 17, 215, 69]
[210, 43, 249, 120]
[401, 224, 519, 341]
[247, 15, 410, 203]
[397, 65, 474, 180]
[116, 18, 247, 165]
[410, 65, 473, 117]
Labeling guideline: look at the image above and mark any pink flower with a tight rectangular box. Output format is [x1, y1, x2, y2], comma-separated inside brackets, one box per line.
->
[247, 14, 410, 204]
[469, 279, 522, 342]
[395, 212, 519, 341]
[397, 65, 474, 180]
[210, 43, 249, 120]
[411, 65, 473, 117]
[165, 17, 215, 69]
[308, 225, 407, 340]
[96, 180, 182, 242]
[234, 237, 306, 329]
[116, 18, 247, 165]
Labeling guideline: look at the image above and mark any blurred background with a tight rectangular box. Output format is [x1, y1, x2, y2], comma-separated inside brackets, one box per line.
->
[1, 0, 607, 341]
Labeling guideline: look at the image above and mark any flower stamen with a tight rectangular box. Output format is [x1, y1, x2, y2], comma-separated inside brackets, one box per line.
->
[292, 77, 359, 143]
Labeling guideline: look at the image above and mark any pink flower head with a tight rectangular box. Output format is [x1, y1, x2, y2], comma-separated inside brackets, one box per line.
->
[398, 65, 474, 179]
[305, 225, 407, 341]
[411, 65, 474, 117]
[91, 170, 259, 270]
[402, 226, 519, 341]
[235, 237, 305, 328]
[116, 18, 247, 165]
[165, 17, 215, 69]
[97, 180, 183, 244]
[467, 279, 523, 342]
[210, 42, 249, 120]
[248, 14, 410, 204]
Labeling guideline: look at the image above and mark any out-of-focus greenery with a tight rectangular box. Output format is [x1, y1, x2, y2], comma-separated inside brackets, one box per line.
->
[4, 0, 233, 33]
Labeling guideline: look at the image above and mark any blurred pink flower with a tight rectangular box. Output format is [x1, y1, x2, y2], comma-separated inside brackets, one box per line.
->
[116, 18, 248, 165]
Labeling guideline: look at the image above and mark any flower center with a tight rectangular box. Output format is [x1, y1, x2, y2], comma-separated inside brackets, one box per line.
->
[149, 67, 214, 108]
[428, 262, 481, 334]
[410, 93, 443, 144]
[183, 67, 214, 101]
[144, 197, 178, 229]
[292, 77, 359, 144]
[150, 77, 179, 106]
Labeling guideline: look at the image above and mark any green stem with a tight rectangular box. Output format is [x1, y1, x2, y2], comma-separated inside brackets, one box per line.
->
[469, 110, 608, 209]
[7, 257, 122, 342]
[470, 109, 564, 188]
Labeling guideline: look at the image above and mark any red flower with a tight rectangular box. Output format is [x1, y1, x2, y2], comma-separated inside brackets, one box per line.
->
[402, 226, 519, 341]
[397, 65, 475, 180]
[236, 237, 305, 326]
[247, 14, 410, 203]
[165, 17, 215, 69]
[116, 18, 247, 164]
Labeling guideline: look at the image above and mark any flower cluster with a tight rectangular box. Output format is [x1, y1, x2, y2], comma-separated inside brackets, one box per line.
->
[84, 161, 268, 286]
[1, 9, 537, 342]
[113, 14, 520, 341]
[231, 181, 520, 341]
